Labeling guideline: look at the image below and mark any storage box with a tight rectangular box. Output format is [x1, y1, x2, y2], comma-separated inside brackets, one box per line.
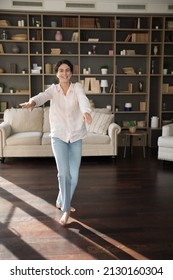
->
[162, 83, 169, 93]
[140, 102, 147, 111]
[122, 121, 128, 127]
[168, 86, 173, 93]
[137, 121, 146, 128]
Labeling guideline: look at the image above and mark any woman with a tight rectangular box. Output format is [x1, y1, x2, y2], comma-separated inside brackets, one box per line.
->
[20, 59, 92, 226]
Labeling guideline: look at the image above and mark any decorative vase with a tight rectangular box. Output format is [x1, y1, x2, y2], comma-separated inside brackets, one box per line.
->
[55, 31, 62, 41]
[153, 45, 158, 55]
[12, 45, 20, 53]
[151, 116, 159, 128]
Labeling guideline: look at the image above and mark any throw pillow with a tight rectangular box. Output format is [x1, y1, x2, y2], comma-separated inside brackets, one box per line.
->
[88, 112, 114, 135]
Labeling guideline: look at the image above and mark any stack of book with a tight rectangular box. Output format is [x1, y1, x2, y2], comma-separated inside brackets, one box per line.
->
[124, 33, 149, 42]
[62, 17, 78, 27]
[131, 33, 149, 42]
[122, 67, 136, 75]
[51, 48, 61, 55]
[80, 18, 95, 28]
[0, 20, 10, 26]
[81, 77, 100, 94]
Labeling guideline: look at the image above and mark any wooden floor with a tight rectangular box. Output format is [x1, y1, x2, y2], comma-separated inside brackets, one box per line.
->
[0, 147, 173, 260]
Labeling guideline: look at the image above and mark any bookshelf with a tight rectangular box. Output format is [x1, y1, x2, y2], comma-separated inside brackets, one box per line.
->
[0, 12, 173, 147]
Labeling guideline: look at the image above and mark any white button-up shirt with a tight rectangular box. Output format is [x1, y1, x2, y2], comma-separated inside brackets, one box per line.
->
[31, 82, 91, 143]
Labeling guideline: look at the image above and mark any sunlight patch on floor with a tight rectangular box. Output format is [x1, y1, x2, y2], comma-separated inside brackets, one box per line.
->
[0, 176, 148, 260]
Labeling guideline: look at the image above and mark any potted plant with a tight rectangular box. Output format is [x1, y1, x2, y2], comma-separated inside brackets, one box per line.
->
[22, 69, 26, 74]
[100, 65, 108, 74]
[0, 82, 5, 93]
[9, 87, 15, 93]
[128, 120, 137, 133]
[163, 62, 170, 75]
[115, 105, 120, 112]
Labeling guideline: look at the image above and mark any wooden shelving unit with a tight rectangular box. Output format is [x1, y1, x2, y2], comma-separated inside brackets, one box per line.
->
[0, 12, 173, 146]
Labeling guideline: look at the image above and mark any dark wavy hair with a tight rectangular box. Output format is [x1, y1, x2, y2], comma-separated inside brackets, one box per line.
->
[54, 59, 73, 74]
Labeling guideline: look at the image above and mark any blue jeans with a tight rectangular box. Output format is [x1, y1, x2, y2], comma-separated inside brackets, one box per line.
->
[51, 137, 82, 212]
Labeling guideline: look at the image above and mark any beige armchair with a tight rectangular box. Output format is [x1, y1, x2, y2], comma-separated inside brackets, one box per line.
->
[158, 123, 173, 162]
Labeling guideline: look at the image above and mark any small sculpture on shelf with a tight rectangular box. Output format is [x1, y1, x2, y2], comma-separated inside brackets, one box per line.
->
[92, 45, 96, 54]
[153, 45, 158, 55]
[138, 81, 143, 92]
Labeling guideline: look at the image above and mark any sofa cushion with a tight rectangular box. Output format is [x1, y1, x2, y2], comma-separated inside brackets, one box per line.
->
[6, 132, 42, 146]
[83, 133, 110, 144]
[4, 108, 43, 134]
[43, 107, 50, 132]
[158, 136, 173, 148]
[42, 132, 51, 145]
[88, 112, 114, 135]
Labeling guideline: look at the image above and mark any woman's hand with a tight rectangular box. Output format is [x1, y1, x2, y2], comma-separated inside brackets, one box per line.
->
[83, 112, 92, 124]
[19, 100, 36, 111]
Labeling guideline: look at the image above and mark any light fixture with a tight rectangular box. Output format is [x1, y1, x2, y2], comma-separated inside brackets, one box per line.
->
[100, 80, 108, 93]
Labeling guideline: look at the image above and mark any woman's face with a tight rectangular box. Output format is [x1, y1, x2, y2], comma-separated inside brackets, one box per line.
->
[57, 63, 72, 83]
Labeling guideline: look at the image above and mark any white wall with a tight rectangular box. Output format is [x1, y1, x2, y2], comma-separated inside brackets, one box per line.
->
[0, 0, 173, 14]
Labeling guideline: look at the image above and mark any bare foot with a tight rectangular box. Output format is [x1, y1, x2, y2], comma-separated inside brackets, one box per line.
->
[59, 210, 70, 226]
[56, 203, 76, 212]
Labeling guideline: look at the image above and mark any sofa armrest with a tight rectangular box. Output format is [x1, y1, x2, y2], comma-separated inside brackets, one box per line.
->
[162, 123, 173, 137]
[0, 122, 12, 156]
[108, 122, 121, 138]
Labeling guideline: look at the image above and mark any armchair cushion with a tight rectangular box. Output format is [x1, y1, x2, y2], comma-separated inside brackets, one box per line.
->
[158, 123, 173, 162]
[158, 136, 173, 148]
[88, 112, 114, 135]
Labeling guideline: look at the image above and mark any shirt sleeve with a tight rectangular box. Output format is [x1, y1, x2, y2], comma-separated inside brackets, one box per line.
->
[75, 83, 91, 114]
[30, 84, 54, 107]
